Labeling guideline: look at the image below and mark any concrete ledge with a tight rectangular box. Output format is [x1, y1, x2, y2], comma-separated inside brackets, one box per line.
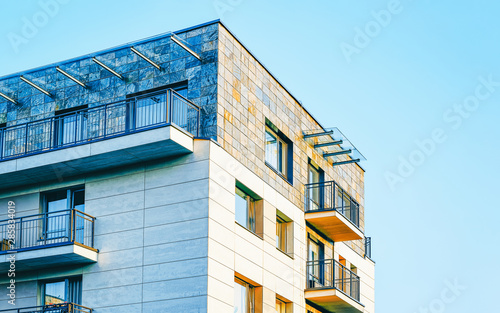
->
[305, 288, 364, 313]
[305, 210, 364, 242]
[0, 244, 97, 272]
[0, 125, 194, 191]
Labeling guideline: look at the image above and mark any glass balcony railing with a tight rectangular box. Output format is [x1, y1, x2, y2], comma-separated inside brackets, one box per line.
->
[0, 89, 200, 161]
[0, 209, 95, 252]
[305, 180, 360, 227]
[0, 303, 92, 313]
[306, 258, 361, 302]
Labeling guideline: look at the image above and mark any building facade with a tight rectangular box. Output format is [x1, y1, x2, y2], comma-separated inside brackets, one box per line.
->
[0, 20, 375, 313]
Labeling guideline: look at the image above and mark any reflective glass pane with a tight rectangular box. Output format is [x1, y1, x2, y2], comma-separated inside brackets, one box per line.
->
[234, 281, 247, 313]
[235, 188, 248, 228]
[44, 281, 65, 304]
[265, 130, 278, 169]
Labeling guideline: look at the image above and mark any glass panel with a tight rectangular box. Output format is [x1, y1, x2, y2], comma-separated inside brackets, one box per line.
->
[46, 191, 68, 240]
[308, 166, 320, 210]
[235, 188, 255, 233]
[235, 188, 249, 228]
[72, 189, 85, 212]
[60, 115, 77, 145]
[265, 130, 278, 169]
[278, 141, 284, 172]
[135, 93, 167, 129]
[308, 237, 322, 287]
[234, 280, 247, 313]
[72, 189, 85, 244]
[275, 299, 286, 313]
[276, 217, 286, 251]
[248, 200, 255, 233]
[308, 238, 320, 261]
[68, 279, 82, 304]
[44, 281, 66, 305]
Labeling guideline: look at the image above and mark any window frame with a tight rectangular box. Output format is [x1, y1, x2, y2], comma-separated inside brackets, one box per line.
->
[275, 298, 287, 313]
[40, 276, 82, 306]
[54, 105, 89, 147]
[235, 186, 257, 233]
[276, 215, 287, 252]
[276, 210, 293, 257]
[264, 121, 292, 183]
[41, 186, 85, 241]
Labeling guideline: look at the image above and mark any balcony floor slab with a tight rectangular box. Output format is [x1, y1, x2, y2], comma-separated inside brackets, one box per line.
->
[0, 243, 97, 272]
[305, 288, 364, 313]
[0, 125, 194, 191]
[305, 210, 364, 242]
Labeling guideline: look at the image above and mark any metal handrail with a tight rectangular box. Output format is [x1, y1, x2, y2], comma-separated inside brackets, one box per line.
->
[304, 180, 360, 227]
[0, 88, 200, 161]
[0, 209, 96, 252]
[0, 302, 92, 313]
[306, 258, 361, 301]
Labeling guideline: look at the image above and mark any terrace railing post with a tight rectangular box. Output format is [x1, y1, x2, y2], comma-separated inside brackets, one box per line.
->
[350, 272, 353, 297]
[70, 210, 74, 243]
[168, 89, 173, 124]
[197, 107, 200, 137]
[24, 123, 28, 154]
[18, 218, 22, 250]
[103, 104, 107, 137]
[91, 217, 95, 248]
[0, 128, 3, 160]
[44, 212, 47, 246]
[330, 182, 335, 211]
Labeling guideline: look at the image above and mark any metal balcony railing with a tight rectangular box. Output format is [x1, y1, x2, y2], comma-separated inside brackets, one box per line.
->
[0, 209, 95, 252]
[306, 258, 361, 302]
[0, 303, 92, 313]
[305, 180, 360, 227]
[0, 89, 200, 161]
[364, 236, 372, 259]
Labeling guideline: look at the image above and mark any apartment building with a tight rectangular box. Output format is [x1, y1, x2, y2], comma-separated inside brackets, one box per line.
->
[0, 20, 375, 313]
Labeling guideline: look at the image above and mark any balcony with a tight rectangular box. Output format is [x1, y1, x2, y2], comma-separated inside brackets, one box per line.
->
[305, 181, 363, 242]
[305, 259, 363, 313]
[0, 303, 92, 313]
[0, 209, 97, 271]
[0, 89, 199, 190]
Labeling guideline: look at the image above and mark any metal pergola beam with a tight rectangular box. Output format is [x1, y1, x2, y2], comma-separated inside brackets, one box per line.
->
[303, 130, 334, 139]
[131, 47, 162, 70]
[92, 57, 124, 80]
[171, 35, 201, 60]
[56, 67, 87, 89]
[332, 159, 361, 166]
[0, 91, 17, 105]
[323, 149, 352, 158]
[20, 76, 52, 97]
[314, 140, 343, 148]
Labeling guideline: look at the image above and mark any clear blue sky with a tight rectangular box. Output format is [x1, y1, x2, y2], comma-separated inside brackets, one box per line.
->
[1, 1, 498, 311]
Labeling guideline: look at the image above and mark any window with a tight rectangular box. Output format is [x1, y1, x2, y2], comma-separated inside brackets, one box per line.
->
[275, 298, 287, 313]
[42, 187, 85, 241]
[41, 276, 82, 305]
[307, 162, 323, 211]
[235, 278, 255, 313]
[276, 211, 293, 255]
[235, 187, 256, 233]
[307, 235, 324, 288]
[265, 121, 292, 181]
[54, 105, 88, 146]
